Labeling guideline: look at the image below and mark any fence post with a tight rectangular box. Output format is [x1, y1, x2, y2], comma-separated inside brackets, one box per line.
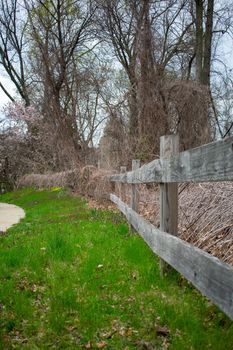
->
[130, 159, 140, 233]
[120, 166, 127, 202]
[131, 159, 140, 212]
[159, 134, 179, 276]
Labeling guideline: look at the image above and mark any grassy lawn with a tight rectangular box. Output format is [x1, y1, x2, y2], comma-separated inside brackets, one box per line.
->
[0, 188, 232, 349]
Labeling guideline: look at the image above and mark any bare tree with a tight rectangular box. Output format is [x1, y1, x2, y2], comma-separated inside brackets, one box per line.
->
[0, 0, 30, 105]
[96, 0, 203, 158]
[25, 0, 97, 168]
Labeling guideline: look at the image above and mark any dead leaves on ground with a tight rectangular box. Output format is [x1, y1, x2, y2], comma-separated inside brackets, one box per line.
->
[83, 319, 172, 349]
[86, 198, 116, 212]
[85, 340, 107, 349]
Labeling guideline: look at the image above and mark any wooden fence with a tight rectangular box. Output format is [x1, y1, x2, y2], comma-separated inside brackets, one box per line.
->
[109, 135, 233, 320]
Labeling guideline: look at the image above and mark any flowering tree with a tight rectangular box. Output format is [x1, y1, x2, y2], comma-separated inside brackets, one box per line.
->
[0, 101, 58, 186]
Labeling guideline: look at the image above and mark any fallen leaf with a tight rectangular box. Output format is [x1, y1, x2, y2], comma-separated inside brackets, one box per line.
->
[96, 341, 107, 348]
[99, 285, 107, 289]
[100, 330, 116, 339]
[118, 326, 133, 337]
[135, 340, 155, 350]
[85, 341, 92, 349]
[156, 326, 170, 336]
[32, 284, 38, 292]
[162, 337, 170, 349]
[65, 325, 77, 332]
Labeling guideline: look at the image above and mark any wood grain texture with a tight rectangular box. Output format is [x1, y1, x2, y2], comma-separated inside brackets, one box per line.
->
[120, 166, 127, 202]
[160, 135, 179, 235]
[110, 136, 233, 184]
[131, 160, 140, 212]
[130, 160, 140, 234]
[110, 158, 163, 183]
[160, 135, 179, 274]
[110, 194, 233, 320]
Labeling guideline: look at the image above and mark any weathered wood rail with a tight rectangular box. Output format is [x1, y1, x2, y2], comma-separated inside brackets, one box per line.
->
[110, 135, 233, 320]
[110, 135, 233, 184]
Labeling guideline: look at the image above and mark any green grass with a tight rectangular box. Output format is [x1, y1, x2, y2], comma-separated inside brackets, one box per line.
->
[0, 188, 232, 349]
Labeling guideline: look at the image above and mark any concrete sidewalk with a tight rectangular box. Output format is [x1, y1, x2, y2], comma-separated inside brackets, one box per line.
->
[0, 203, 25, 232]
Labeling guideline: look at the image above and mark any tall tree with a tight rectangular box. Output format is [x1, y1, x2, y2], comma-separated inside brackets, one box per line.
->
[96, 0, 140, 137]
[25, 0, 96, 168]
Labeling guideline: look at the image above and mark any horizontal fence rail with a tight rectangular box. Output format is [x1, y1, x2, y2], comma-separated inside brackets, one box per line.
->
[110, 135, 233, 320]
[111, 194, 233, 320]
[110, 136, 233, 184]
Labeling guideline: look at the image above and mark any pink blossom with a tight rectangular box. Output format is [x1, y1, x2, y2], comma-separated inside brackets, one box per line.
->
[3, 101, 42, 123]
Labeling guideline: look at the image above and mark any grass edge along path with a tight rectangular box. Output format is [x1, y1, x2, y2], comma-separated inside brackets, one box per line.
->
[0, 188, 232, 349]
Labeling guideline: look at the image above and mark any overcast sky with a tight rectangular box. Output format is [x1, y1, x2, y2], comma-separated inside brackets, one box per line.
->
[0, 74, 16, 115]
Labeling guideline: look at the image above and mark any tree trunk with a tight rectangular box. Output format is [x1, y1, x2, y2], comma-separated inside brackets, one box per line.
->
[202, 0, 214, 85]
[137, 0, 168, 159]
[44, 87, 80, 170]
[195, 0, 204, 82]
[195, 0, 214, 86]
[128, 74, 139, 137]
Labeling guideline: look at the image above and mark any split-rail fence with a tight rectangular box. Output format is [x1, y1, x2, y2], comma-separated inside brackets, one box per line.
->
[110, 134, 233, 320]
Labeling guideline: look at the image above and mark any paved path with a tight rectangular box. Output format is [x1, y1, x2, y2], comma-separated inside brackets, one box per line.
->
[0, 203, 25, 232]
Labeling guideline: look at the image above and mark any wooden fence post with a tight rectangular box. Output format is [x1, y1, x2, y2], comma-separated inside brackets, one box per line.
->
[120, 166, 127, 202]
[130, 159, 140, 233]
[131, 160, 140, 212]
[159, 134, 179, 276]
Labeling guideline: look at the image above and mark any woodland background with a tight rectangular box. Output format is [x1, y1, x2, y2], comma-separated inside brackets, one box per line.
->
[0, 0, 233, 185]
